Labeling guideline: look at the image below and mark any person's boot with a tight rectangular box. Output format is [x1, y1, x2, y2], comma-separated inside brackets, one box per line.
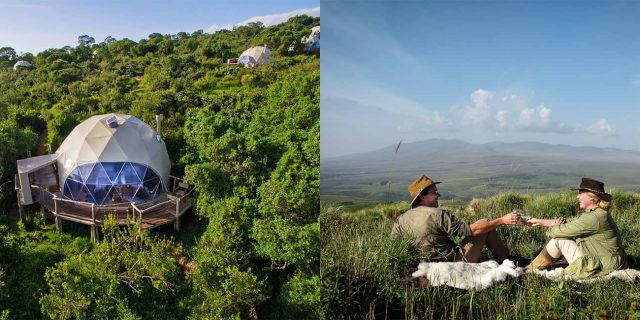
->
[506, 255, 531, 268]
[525, 248, 556, 270]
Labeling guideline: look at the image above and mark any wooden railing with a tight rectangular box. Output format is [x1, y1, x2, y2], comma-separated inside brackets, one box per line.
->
[30, 185, 193, 229]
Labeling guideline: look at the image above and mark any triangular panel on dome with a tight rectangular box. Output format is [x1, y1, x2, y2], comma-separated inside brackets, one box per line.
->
[128, 184, 145, 203]
[142, 176, 160, 191]
[87, 121, 113, 138]
[116, 162, 142, 184]
[65, 179, 84, 199]
[86, 184, 111, 205]
[87, 163, 111, 185]
[143, 167, 160, 182]
[97, 136, 127, 162]
[101, 162, 125, 183]
[132, 163, 147, 181]
[84, 136, 112, 161]
[77, 184, 97, 203]
[67, 168, 84, 183]
[77, 163, 95, 182]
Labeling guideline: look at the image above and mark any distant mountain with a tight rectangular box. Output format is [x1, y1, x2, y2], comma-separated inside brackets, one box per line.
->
[321, 139, 640, 203]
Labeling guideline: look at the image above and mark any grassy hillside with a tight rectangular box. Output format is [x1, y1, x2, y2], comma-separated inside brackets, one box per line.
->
[320, 191, 640, 319]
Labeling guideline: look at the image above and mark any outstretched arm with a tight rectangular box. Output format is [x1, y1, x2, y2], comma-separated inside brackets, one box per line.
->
[469, 212, 519, 236]
[525, 217, 565, 227]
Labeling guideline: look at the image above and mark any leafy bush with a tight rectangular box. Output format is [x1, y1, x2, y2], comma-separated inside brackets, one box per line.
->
[40, 216, 185, 319]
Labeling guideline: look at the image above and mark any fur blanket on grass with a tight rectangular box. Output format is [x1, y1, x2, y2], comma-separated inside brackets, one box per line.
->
[527, 267, 640, 282]
[412, 259, 523, 291]
[412, 260, 640, 291]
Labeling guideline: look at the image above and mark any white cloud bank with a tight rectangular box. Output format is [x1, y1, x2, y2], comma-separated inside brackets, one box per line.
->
[207, 7, 320, 33]
[456, 89, 614, 136]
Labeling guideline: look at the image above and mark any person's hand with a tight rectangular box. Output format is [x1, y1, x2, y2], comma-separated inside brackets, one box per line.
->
[501, 212, 519, 225]
[525, 218, 543, 227]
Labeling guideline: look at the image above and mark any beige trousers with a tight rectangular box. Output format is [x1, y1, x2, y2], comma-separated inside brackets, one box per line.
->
[545, 238, 583, 264]
[454, 219, 508, 263]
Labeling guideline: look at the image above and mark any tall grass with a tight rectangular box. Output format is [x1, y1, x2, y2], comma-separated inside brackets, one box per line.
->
[320, 191, 640, 319]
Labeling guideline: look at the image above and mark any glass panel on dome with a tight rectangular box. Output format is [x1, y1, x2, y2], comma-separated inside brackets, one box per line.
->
[132, 163, 147, 181]
[142, 177, 159, 196]
[132, 184, 148, 203]
[67, 169, 84, 183]
[111, 184, 137, 202]
[102, 162, 124, 183]
[64, 182, 72, 199]
[116, 162, 141, 184]
[87, 163, 111, 185]
[86, 184, 111, 205]
[143, 168, 159, 182]
[77, 184, 96, 203]
[65, 179, 83, 199]
[77, 163, 95, 182]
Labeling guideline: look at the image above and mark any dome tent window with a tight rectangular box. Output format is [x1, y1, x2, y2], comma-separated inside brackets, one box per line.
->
[63, 162, 164, 204]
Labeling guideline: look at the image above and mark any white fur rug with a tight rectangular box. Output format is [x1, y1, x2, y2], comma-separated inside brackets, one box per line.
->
[412, 259, 523, 291]
[412, 260, 640, 290]
[527, 267, 640, 282]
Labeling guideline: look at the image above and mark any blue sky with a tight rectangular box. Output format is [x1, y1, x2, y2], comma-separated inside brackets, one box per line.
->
[321, 1, 640, 158]
[0, 0, 319, 54]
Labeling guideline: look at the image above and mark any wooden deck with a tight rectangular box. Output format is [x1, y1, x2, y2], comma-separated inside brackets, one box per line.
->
[30, 183, 194, 241]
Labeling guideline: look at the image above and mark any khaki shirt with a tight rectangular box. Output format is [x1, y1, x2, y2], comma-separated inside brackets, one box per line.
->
[547, 207, 627, 278]
[392, 206, 471, 261]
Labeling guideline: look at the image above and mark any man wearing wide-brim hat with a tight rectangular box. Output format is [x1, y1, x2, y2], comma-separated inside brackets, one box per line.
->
[392, 174, 525, 264]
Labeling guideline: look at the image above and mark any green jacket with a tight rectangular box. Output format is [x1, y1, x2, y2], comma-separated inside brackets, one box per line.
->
[392, 206, 471, 261]
[547, 207, 627, 279]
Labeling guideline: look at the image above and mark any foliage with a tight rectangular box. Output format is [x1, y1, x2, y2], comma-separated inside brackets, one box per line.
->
[0, 15, 319, 319]
[40, 216, 185, 319]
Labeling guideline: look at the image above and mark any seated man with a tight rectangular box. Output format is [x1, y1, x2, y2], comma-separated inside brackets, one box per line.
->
[392, 175, 528, 266]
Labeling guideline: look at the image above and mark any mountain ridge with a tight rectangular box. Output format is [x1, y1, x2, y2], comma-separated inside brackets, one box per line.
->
[321, 139, 640, 202]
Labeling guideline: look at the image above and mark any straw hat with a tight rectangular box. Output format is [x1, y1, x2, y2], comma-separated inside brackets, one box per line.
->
[408, 175, 441, 207]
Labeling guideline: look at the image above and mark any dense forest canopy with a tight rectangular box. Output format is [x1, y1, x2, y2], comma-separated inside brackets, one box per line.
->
[0, 15, 319, 319]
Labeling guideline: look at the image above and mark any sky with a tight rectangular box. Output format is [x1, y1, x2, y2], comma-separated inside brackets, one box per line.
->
[0, 0, 319, 54]
[321, 1, 640, 158]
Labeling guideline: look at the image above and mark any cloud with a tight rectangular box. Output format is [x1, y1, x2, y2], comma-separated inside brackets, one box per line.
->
[587, 118, 614, 135]
[458, 89, 495, 125]
[453, 89, 613, 136]
[207, 7, 319, 33]
[517, 104, 551, 126]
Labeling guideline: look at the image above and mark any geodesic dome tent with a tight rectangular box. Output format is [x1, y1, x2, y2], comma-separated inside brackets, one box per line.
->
[13, 60, 32, 70]
[56, 114, 170, 205]
[238, 45, 274, 67]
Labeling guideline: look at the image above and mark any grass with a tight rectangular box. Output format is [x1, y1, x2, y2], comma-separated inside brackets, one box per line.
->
[320, 191, 640, 319]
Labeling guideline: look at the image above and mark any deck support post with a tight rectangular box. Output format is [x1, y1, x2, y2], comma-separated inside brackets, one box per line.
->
[54, 198, 61, 231]
[90, 225, 99, 243]
[16, 188, 25, 222]
[91, 204, 97, 243]
[18, 204, 25, 222]
[174, 200, 180, 231]
[39, 204, 45, 219]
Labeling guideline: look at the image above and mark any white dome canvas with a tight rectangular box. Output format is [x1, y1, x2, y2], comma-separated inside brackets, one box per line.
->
[13, 60, 32, 70]
[238, 45, 274, 67]
[56, 114, 170, 204]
